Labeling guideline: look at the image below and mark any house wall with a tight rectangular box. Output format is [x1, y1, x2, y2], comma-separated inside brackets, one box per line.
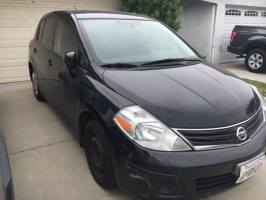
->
[225, 0, 266, 7]
[210, 2, 226, 64]
[178, 0, 216, 61]
[202, 0, 266, 64]
[203, 0, 266, 7]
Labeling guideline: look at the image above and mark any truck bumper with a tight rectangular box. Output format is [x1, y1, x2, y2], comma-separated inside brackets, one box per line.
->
[227, 46, 244, 56]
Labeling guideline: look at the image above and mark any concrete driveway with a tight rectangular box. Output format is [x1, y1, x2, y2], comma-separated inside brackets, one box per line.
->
[0, 81, 266, 200]
[220, 62, 266, 83]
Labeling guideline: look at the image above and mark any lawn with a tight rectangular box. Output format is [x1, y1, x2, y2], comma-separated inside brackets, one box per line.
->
[245, 79, 266, 96]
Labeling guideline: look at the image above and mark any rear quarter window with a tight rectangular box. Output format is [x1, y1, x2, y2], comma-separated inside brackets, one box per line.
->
[41, 16, 56, 49]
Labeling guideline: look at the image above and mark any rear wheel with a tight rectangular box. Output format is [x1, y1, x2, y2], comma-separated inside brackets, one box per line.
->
[84, 120, 116, 188]
[31, 70, 45, 101]
[245, 48, 266, 73]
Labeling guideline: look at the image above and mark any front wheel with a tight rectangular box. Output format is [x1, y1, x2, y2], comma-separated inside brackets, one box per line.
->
[84, 120, 116, 188]
[245, 48, 266, 73]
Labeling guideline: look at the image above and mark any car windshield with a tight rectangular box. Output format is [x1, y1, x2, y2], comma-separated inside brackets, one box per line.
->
[80, 19, 199, 64]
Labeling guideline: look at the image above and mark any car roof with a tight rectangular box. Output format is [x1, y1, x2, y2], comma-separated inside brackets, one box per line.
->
[52, 10, 154, 21]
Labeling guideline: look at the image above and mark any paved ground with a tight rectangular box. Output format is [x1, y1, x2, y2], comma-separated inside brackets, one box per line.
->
[220, 62, 266, 83]
[0, 82, 133, 200]
[0, 81, 266, 200]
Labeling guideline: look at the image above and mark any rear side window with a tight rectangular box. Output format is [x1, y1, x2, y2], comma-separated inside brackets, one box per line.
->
[53, 17, 79, 57]
[35, 19, 44, 41]
[41, 16, 56, 49]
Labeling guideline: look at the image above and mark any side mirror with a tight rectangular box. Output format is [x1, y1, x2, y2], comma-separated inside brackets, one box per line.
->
[64, 51, 77, 77]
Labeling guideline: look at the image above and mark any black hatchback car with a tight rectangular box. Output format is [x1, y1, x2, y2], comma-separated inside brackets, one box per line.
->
[28, 11, 266, 200]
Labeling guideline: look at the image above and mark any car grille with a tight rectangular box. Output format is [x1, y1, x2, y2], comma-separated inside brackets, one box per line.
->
[177, 108, 264, 147]
[195, 173, 237, 193]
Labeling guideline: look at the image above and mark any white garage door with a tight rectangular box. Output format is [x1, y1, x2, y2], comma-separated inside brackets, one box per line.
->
[220, 6, 266, 63]
[0, 0, 120, 83]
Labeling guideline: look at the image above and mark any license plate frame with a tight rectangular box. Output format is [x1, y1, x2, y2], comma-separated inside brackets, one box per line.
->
[235, 153, 265, 184]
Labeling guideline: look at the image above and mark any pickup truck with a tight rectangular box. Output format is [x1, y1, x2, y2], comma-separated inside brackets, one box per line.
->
[227, 25, 266, 73]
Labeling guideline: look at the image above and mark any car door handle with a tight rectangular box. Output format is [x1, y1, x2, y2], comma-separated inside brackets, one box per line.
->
[48, 59, 53, 66]
[33, 48, 37, 53]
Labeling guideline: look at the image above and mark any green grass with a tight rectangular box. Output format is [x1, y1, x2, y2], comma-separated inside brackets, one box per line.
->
[245, 79, 266, 96]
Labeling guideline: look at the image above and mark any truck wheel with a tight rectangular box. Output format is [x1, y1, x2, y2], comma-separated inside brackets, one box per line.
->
[84, 120, 116, 188]
[245, 48, 266, 73]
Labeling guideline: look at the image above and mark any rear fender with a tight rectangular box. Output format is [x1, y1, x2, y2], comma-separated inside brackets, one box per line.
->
[244, 36, 266, 53]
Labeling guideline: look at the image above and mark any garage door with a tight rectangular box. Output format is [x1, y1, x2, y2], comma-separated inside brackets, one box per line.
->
[220, 6, 266, 63]
[0, 0, 120, 83]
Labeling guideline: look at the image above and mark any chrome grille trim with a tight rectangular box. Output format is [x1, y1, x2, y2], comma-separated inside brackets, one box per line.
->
[172, 107, 265, 151]
[174, 107, 262, 131]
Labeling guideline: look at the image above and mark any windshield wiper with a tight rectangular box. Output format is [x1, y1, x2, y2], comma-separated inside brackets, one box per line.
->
[101, 63, 139, 69]
[142, 58, 204, 66]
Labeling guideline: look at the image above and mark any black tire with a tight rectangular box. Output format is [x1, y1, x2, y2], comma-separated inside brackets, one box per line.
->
[84, 120, 116, 188]
[31, 70, 45, 101]
[245, 48, 266, 73]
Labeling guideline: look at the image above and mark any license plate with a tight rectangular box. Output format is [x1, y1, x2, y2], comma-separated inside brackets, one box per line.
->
[235, 153, 265, 184]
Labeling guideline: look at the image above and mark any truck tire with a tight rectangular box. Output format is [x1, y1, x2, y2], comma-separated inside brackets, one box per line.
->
[245, 48, 266, 73]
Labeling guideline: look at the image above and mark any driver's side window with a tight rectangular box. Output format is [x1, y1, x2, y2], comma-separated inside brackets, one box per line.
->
[53, 17, 79, 58]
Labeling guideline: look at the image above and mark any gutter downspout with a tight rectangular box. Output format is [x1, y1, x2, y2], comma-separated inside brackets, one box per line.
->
[210, 2, 218, 62]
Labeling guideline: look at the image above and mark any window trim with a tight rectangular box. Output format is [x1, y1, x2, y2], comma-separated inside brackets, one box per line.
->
[225, 9, 241, 16]
[244, 10, 259, 17]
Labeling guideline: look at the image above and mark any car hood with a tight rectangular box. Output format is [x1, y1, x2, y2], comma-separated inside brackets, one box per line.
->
[103, 63, 260, 128]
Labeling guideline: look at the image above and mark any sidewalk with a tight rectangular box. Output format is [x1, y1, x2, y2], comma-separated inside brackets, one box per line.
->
[220, 62, 266, 84]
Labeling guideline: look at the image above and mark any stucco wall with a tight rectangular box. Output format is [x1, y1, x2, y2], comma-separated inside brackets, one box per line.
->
[178, 0, 216, 61]
[224, 0, 266, 7]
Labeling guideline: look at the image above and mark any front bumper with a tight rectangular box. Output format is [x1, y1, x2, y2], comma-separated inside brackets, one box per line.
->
[111, 119, 266, 199]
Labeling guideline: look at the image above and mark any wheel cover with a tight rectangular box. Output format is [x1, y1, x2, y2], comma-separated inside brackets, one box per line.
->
[32, 72, 39, 95]
[90, 137, 106, 173]
[248, 53, 263, 70]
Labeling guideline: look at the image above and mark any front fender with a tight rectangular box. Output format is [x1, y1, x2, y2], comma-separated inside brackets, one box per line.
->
[79, 75, 134, 136]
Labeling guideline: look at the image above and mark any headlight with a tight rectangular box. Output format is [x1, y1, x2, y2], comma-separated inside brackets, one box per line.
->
[250, 85, 266, 110]
[114, 105, 191, 151]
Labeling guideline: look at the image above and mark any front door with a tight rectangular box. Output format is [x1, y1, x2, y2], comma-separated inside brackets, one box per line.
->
[49, 16, 82, 127]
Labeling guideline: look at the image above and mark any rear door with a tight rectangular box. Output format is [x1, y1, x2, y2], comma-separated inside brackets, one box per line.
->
[37, 15, 57, 100]
[31, 18, 45, 91]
